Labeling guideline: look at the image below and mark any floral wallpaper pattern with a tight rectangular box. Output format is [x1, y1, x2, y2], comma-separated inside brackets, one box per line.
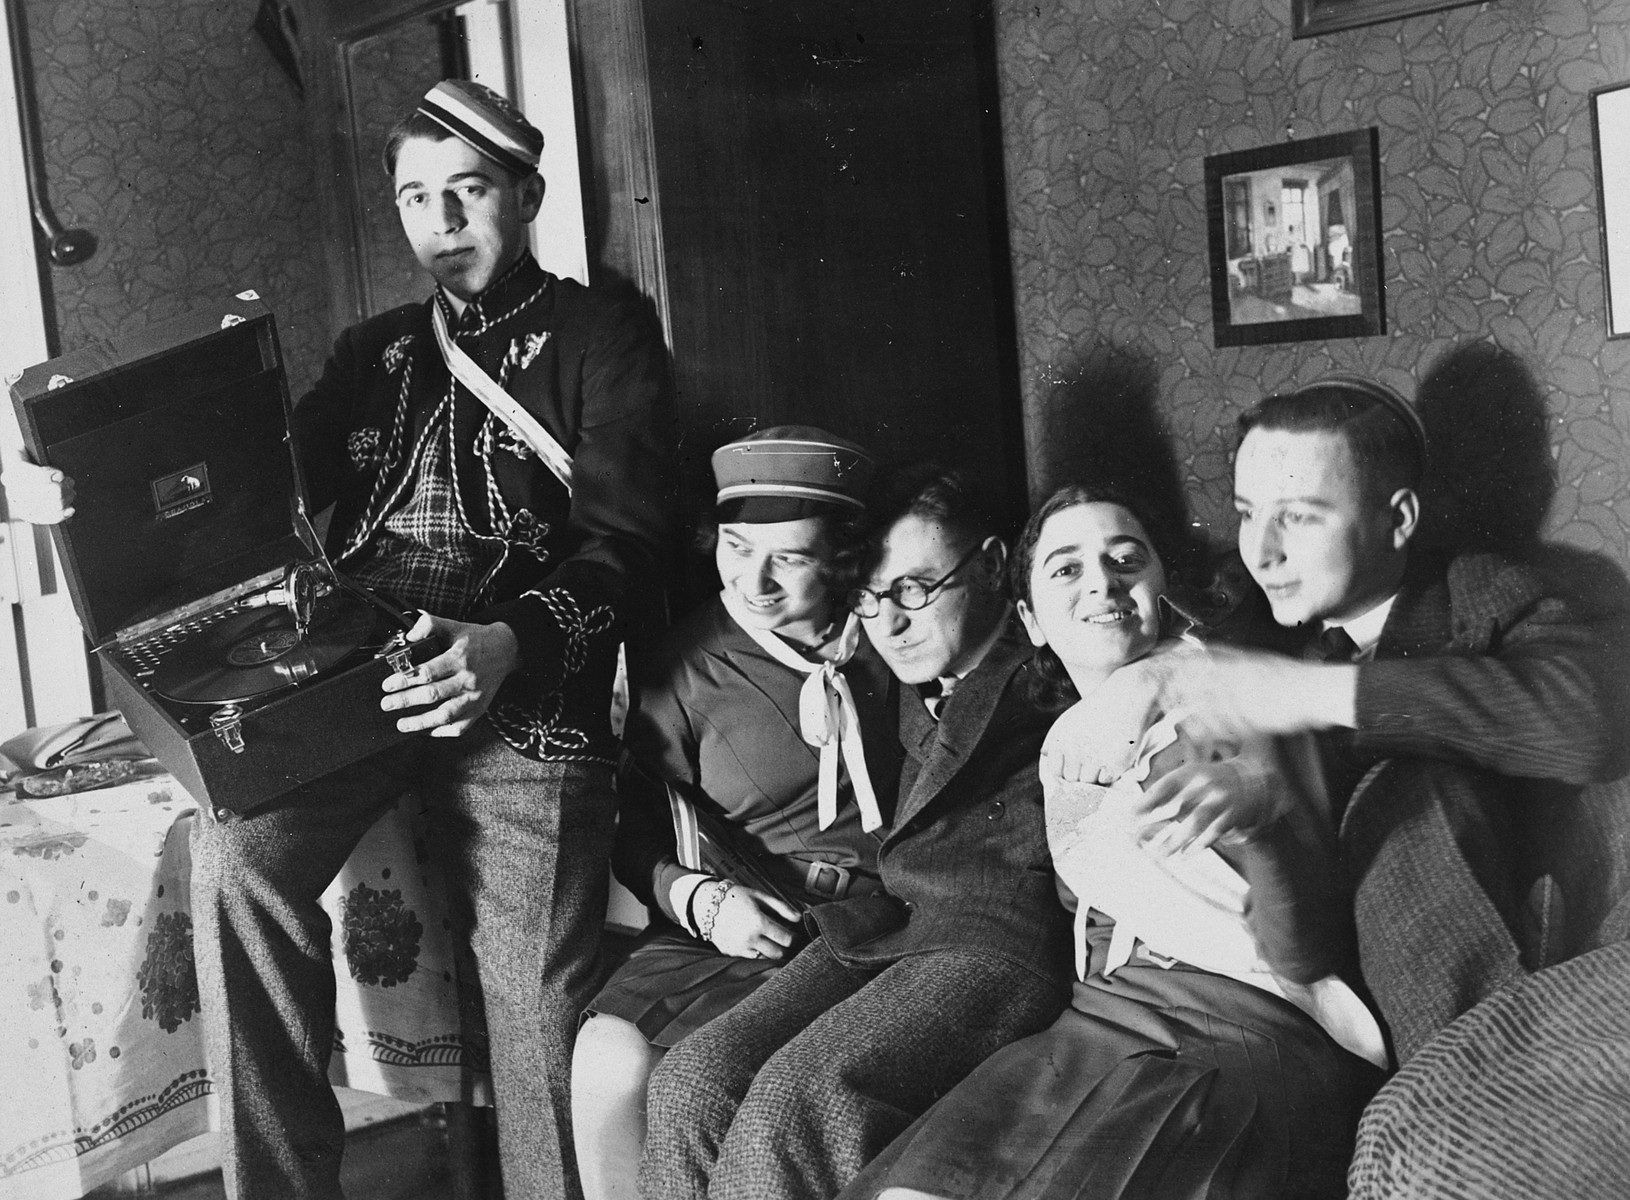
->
[994, 0, 1630, 570]
[22, 0, 329, 399]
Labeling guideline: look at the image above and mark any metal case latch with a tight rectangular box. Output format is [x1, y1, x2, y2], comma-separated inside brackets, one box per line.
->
[210, 704, 246, 754]
[383, 631, 415, 677]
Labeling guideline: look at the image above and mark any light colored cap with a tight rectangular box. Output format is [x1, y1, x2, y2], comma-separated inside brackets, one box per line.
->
[417, 79, 543, 177]
[712, 425, 875, 523]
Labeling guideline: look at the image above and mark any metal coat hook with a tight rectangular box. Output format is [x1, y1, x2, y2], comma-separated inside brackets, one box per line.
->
[5, 0, 96, 266]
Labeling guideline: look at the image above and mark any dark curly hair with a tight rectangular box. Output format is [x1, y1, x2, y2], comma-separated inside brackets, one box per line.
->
[1010, 483, 1176, 713]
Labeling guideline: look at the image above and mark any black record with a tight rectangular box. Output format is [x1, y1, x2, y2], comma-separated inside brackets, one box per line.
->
[151, 593, 378, 704]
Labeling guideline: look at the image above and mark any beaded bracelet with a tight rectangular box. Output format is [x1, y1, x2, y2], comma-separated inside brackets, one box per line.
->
[698, 880, 733, 942]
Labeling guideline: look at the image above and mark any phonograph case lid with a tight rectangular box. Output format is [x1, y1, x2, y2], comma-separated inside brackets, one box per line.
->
[8, 292, 318, 650]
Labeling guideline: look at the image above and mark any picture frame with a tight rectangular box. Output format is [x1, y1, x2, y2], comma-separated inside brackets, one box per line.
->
[1292, 0, 1489, 39]
[1203, 128, 1385, 348]
[1591, 80, 1630, 340]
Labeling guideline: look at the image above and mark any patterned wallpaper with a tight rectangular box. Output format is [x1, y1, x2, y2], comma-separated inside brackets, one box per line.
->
[21, 0, 328, 399]
[21, 0, 1630, 573]
[993, 0, 1630, 573]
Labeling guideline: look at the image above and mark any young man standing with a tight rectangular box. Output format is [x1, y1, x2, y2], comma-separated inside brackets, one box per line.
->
[639, 466, 1071, 1200]
[7, 80, 673, 1199]
[1145, 375, 1624, 1062]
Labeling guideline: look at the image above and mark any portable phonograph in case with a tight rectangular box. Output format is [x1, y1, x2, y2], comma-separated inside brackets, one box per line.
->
[8, 293, 437, 819]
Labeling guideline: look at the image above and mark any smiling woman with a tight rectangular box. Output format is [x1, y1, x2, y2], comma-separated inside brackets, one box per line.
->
[839, 481, 1387, 1200]
[571, 425, 897, 1200]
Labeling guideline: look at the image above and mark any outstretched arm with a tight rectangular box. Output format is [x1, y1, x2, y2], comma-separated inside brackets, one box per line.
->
[1156, 573, 1622, 786]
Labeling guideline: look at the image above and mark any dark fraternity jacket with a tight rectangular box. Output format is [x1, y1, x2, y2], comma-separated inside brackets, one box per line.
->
[293, 254, 675, 764]
[809, 619, 1073, 989]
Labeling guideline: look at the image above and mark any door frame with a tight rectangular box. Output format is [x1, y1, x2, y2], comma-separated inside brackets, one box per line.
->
[0, 0, 95, 734]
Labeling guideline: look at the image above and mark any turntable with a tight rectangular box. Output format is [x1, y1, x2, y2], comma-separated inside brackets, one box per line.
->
[8, 294, 438, 819]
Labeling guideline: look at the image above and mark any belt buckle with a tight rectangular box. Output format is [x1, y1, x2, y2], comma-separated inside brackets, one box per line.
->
[1136, 941, 1179, 970]
[804, 860, 852, 899]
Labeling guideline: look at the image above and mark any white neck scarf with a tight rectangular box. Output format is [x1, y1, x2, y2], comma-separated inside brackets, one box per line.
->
[720, 591, 883, 832]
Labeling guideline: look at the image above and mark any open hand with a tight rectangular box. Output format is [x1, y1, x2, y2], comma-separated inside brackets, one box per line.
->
[1129, 749, 1290, 857]
[708, 885, 801, 961]
[1, 460, 75, 524]
[381, 612, 520, 736]
[1040, 657, 1167, 787]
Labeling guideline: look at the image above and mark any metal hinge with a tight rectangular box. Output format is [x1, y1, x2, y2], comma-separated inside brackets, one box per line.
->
[210, 704, 246, 754]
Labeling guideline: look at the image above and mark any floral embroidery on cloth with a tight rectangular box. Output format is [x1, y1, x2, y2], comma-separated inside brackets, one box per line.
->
[137, 910, 200, 1033]
[348, 426, 383, 471]
[382, 335, 415, 374]
[520, 331, 550, 370]
[498, 426, 536, 461]
[486, 586, 616, 760]
[504, 508, 552, 558]
[538, 587, 616, 678]
[340, 881, 423, 988]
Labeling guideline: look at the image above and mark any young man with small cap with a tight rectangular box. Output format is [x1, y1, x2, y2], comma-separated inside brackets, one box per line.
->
[1122, 375, 1626, 1063]
[639, 464, 1071, 1200]
[0, 81, 673, 1199]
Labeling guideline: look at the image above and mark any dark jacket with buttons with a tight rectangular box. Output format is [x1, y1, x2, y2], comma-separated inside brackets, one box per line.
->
[808, 619, 1073, 989]
[293, 254, 674, 764]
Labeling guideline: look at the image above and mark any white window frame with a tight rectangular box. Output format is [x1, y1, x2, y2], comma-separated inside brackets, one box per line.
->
[1, 0, 96, 738]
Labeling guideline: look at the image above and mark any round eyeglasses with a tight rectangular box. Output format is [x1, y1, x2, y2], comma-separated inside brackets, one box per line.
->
[847, 543, 983, 618]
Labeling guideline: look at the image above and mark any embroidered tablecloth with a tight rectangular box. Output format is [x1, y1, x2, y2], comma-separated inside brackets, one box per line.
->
[0, 767, 489, 1199]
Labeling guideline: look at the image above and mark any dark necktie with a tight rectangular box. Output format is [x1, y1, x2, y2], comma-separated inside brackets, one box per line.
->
[920, 677, 956, 721]
[1305, 625, 1364, 806]
[1307, 625, 1360, 663]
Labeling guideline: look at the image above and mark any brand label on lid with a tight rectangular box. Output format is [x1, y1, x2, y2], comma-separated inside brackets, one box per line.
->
[151, 462, 212, 520]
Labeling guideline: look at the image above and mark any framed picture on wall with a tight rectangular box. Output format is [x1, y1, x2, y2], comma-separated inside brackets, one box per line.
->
[1591, 80, 1630, 339]
[1203, 128, 1385, 348]
[1292, 0, 1488, 39]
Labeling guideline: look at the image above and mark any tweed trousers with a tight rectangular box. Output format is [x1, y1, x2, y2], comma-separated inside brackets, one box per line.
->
[640, 937, 1068, 1200]
[190, 724, 616, 1200]
[1341, 756, 1527, 1065]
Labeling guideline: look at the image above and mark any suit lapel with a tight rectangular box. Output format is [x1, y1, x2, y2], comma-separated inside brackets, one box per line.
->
[892, 623, 1031, 830]
[1377, 553, 1453, 659]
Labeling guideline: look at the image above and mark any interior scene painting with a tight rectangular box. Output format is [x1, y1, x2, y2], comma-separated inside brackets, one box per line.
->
[1205, 127, 1384, 347]
[1221, 159, 1361, 323]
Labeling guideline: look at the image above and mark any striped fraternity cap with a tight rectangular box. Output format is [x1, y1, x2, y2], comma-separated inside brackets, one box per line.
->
[712, 426, 875, 523]
[417, 80, 543, 178]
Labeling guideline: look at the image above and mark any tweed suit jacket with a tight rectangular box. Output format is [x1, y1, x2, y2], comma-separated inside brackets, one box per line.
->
[808, 620, 1073, 988]
[1347, 550, 1626, 790]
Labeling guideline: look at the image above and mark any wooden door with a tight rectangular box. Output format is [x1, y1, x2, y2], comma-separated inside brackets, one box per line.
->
[571, 0, 1027, 559]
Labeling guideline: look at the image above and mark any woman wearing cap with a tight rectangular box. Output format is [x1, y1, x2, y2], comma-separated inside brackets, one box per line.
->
[571, 427, 898, 1200]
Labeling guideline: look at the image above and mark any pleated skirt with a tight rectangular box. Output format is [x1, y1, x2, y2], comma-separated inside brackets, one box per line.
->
[586, 924, 785, 1047]
[839, 963, 1383, 1200]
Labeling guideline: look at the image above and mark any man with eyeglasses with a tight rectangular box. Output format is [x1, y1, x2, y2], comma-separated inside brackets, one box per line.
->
[640, 464, 1071, 1200]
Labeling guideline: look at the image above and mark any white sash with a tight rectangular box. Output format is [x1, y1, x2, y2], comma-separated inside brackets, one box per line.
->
[720, 591, 883, 832]
[431, 301, 574, 495]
